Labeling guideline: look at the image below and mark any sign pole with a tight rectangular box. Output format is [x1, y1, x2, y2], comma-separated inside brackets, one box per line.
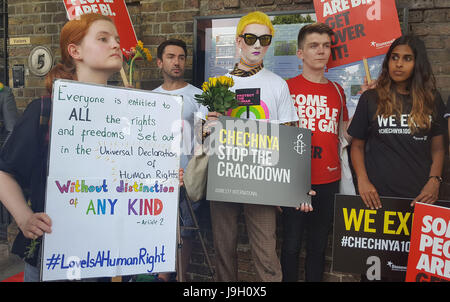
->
[363, 58, 372, 85]
[176, 208, 184, 282]
[120, 67, 129, 87]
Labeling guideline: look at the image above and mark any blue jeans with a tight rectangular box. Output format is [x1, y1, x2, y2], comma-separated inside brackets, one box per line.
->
[24, 261, 40, 282]
[280, 181, 339, 282]
[24, 248, 41, 282]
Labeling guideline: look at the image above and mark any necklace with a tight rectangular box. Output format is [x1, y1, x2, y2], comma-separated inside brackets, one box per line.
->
[239, 58, 262, 69]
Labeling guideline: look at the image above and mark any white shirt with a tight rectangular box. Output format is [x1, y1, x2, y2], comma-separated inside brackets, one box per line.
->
[153, 83, 208, 169]
[226, 68, 299, 124]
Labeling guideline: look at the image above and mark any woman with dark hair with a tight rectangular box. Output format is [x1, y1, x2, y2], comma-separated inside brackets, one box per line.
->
[0, 13, 123, 281]
[348, 35, 446, 210]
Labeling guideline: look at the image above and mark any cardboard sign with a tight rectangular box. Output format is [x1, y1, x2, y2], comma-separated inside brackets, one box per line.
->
[332, 195, 414, 280]
[313, 0, 402, 68]
[42, 80, 182, 281]
[406, 202, 450, 282]
[206, 116, 311, 207]
[236, 88, 261, 107]
[63, 0, 137, 58]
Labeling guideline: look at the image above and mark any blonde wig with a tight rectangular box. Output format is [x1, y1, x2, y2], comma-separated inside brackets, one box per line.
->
[236, 11, 275, 37]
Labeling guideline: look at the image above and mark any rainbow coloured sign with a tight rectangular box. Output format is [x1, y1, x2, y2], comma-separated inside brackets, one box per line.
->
[227, 101, 270, 120]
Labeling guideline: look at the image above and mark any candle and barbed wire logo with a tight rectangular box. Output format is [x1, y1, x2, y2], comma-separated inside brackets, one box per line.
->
[294, 133, 307, 155]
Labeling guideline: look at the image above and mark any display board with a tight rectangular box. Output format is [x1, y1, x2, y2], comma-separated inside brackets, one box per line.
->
[406, 202, 450, 282]
[63, 0, 138, 58]
[42, 80, 182, 281]
[205, 116, 311, 207]
[333, 194, 450, 281]
[193, 9, 408, 118]
[313, 0, 402, 68]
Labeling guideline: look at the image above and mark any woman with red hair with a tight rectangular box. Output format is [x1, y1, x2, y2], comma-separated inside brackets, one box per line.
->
[0, 13, 123, 281]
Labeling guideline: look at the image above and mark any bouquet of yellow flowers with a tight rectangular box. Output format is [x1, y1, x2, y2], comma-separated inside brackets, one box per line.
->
[124, 40, 152, 86]
[195, 76, 238, 114]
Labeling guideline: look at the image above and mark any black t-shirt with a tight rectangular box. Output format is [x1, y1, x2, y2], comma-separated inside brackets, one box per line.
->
[0, 98, 48, 265]
[348, 89, 446, 198]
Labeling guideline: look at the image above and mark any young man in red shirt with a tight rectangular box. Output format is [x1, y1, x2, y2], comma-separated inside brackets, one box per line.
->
[281, 23, 350, 282]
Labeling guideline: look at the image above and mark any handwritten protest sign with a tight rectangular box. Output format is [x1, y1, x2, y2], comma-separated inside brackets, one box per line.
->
[206, 116, 311, 207]
[406, 202, 450, 282]
[63, 0, 137, 58]
[42, 80, 182, 281]
[313, 0, 401, 68]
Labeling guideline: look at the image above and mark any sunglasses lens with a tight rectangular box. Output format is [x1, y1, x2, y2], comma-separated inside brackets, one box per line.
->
[259, 35, 272, 46]
[243, 34, 257, 46]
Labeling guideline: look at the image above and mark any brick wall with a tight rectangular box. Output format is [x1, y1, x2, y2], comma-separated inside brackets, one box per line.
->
[6, 0, 450, 282]
[7, 0, 450, 110]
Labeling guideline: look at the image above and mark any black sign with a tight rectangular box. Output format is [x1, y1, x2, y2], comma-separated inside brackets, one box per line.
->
[206, 116, 311, 207]
[333, 195, 450, 280]
[332, 195, 415, 280]
[235, 88, 261, 106]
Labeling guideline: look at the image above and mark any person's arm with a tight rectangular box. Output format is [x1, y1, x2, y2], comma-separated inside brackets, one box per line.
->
[338, 83, 352, 145]
[358, 76, 377, 95]
[342, 119, 352, 144]
[350, 138, 382, 209]
[411, 134, 445, 206]
[0, 98, 52, 240]
[0, 171, 52, 239]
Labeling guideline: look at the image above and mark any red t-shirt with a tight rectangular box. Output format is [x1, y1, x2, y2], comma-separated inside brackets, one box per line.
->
[287, 74, 348, 185]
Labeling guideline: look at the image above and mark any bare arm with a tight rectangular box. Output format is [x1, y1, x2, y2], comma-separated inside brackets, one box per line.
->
[342, 119, 353, 144]
[411, 134, 445, 206]
[0, 171, 51, 239]
[350, 138, 381, 209]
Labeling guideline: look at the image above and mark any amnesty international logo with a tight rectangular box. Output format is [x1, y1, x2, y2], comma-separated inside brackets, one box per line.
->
[294, 134, 306, 155]
[387, 261, 407, 272]
[370, 38, 395, 50]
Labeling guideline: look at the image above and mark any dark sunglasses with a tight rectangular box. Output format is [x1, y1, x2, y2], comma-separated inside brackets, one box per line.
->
[239, 33, 272, 47]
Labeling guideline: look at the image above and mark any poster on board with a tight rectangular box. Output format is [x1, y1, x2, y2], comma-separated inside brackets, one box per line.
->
[405, 202, 450, 282]
[206, 116, 311, 207]
[41, 80, 182, 281]
[332, 195, 414, 280]
[333, 195, 450, 281]
[313, 0, 402, 68]
[198, 15, 385, 119]
[63, 0, 137, 58]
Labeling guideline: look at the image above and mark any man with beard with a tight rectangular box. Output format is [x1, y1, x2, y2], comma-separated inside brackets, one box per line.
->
[153, 39, 208, 281]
